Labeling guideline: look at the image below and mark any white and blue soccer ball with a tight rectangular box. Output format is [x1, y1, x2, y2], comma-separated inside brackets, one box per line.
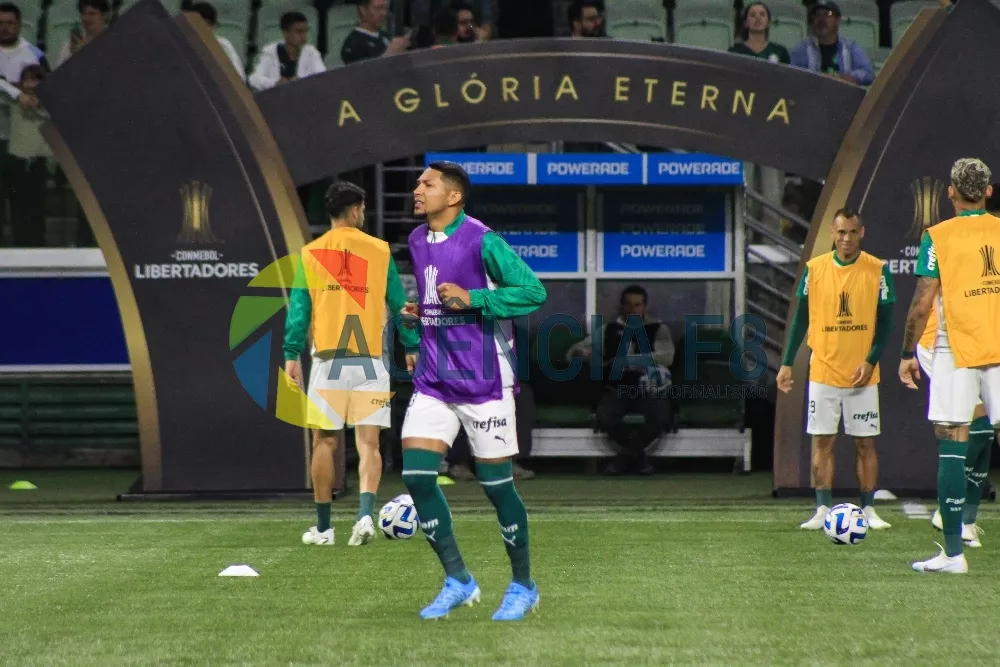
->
[824, 503, 869, 545]
[379, 498, 419, 540]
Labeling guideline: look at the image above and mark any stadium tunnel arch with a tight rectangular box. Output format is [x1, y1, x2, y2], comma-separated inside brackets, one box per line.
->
[254, 38, 867, 186]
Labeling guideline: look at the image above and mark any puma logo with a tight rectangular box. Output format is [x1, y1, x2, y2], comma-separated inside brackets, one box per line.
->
[424, 531, 436, 543]
[494, 435, 506, 444]
[502, 533, 516, 547]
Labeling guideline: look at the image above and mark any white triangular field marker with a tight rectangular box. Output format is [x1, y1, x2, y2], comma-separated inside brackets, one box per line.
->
[874, 490, 897, 501]
[219, 565, 259, 577]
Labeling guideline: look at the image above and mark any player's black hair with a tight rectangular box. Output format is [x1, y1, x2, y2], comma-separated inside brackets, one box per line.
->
[280, 10, 307, 32]
[432, 7, 458, 38]
[324, 180, 366, 220]
[79, 0, 109, 13]
[621, 285, 648, 304]
[427, 161, 471, 205]
[567, 0, 602, 28]
[833, 207, 863, 226]
[190, 1, 217, 26]
[0, 3, 20, 20]
[739, 2, 771, 41]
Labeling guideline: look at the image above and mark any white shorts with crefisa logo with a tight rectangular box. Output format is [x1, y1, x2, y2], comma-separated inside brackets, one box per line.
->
[401, 388, 520, 459]
[807, 381, 880, 437]
[924, 346, 1000, 425]
[306, 356, 391, 430]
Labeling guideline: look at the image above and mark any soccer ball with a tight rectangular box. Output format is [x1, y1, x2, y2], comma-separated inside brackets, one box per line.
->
[824, 503, 869, 545]
[379, 499, 419, 540]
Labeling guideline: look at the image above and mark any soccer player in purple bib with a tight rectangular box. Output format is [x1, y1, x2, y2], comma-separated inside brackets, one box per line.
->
[400, 161, 547, 621]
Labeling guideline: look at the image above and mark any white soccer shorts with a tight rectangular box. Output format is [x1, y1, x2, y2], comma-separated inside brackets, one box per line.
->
[917, 344, 985, 417]
[807, 381, 881, 437]
[306, 355, 391, 430]
[401, 388, 520, 459]
[927, 347, 1000, 425]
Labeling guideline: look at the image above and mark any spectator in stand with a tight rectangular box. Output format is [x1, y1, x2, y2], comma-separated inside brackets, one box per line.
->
[568, 0, 604, 38]
[790, 1, 874, 85]
[56, 0, 109, 67]
[188, 2, 245, 82]
[7, 65, 49, 247]
[412, 0, 492, 42]
[729, 2, 789, 235]
[730, 2, 789, 64]
[0, 3, 48, 248]
[455, 2, 482, 43]
[249, 11, 324, 91]
[567, 286, 674, 476]
[430, 8, 458, 47]
[341, 0, 410, 66]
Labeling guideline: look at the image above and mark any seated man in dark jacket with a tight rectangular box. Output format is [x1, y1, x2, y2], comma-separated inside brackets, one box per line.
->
[567, 285, 674, 475]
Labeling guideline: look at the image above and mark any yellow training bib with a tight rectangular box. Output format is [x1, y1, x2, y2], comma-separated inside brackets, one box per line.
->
[806, 251, 883, 387]
[928, 213, 1000, 368]
[301, 228, 390, 358]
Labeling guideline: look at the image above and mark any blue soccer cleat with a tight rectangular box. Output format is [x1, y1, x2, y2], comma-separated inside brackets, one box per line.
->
[419, 576, 481, 620]
[491, 582, 539, 621]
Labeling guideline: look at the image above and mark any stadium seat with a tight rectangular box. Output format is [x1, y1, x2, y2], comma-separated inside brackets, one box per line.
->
[17, 1, 41, 45]
[255, 4, 318, 50]
[765, 0, 807, 51]
[606, 18, 667, 42]
[889, 1, 940, 45]
[326, 2, 359, 67]
[604, 0, 667, 26]
[673, 1, 735, 51]
[869, 46, 891, 78]
[44, 0, 81, 65]
[837, 0, 879, 51]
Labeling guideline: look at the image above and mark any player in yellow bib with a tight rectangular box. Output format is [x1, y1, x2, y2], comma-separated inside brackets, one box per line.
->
[284, 181, 418, 547]
[777, 208, 895, 531]
[918, 297, 990, 549]
[900, 158, 1000, 573]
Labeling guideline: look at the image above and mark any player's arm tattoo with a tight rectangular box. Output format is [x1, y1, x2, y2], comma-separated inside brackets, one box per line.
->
[900, 276, 939, 354]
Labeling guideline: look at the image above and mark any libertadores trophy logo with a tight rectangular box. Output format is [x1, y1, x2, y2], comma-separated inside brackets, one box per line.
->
[908, 176, 945, 240]
[981, 245, 999, 278]
[177, 180, 221, 244]
[837, 291, 852, 318]
[229, 252, 392, 429]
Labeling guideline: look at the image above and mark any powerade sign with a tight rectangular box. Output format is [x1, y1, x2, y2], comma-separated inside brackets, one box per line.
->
[601, 190, 728, 272]
[537, 154, 643, 185]
[465, 188, 580, 273]
[424, 153, 528, 185]
[648, 154, 742, 185]
[425, 153, 742, 185]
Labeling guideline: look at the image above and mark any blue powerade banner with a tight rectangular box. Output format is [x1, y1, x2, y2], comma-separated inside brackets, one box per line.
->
[424, 153, 528, 185]
[601, 190, 729, 272]
[465, 188, 581, 273]
[425, 153, 742, 186]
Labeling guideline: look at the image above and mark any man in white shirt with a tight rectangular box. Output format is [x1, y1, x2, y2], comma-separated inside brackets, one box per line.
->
[56, 0, 108, 67]
[0, 2, 48, 242]
[249, 11, 324, 91]
[188, 2, 244, 82]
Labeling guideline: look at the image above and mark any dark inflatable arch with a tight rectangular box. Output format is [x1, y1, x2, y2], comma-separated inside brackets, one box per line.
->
[36, 0, 981, 495]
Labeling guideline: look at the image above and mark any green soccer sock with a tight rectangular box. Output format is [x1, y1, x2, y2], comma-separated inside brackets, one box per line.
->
[401, 449, 471, 584]
[477, 461, 532, 589]
[938, 439, 969, 557]
[963, 419, 994, 525]
[859, 491, 875, 509]
[357, 492, 377, 521]
[316, 502, 332, 533]
[816, 489, 833, 509]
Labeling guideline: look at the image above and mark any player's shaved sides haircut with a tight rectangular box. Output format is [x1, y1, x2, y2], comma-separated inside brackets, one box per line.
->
[324, 180, 366, 219]
[951, 158, 992, 203]
[428, 161, 472, 204]
[833, 207, 862, 226]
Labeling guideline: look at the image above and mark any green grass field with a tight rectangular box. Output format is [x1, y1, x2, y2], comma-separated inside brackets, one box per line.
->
[2, 470, 1000, 667]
